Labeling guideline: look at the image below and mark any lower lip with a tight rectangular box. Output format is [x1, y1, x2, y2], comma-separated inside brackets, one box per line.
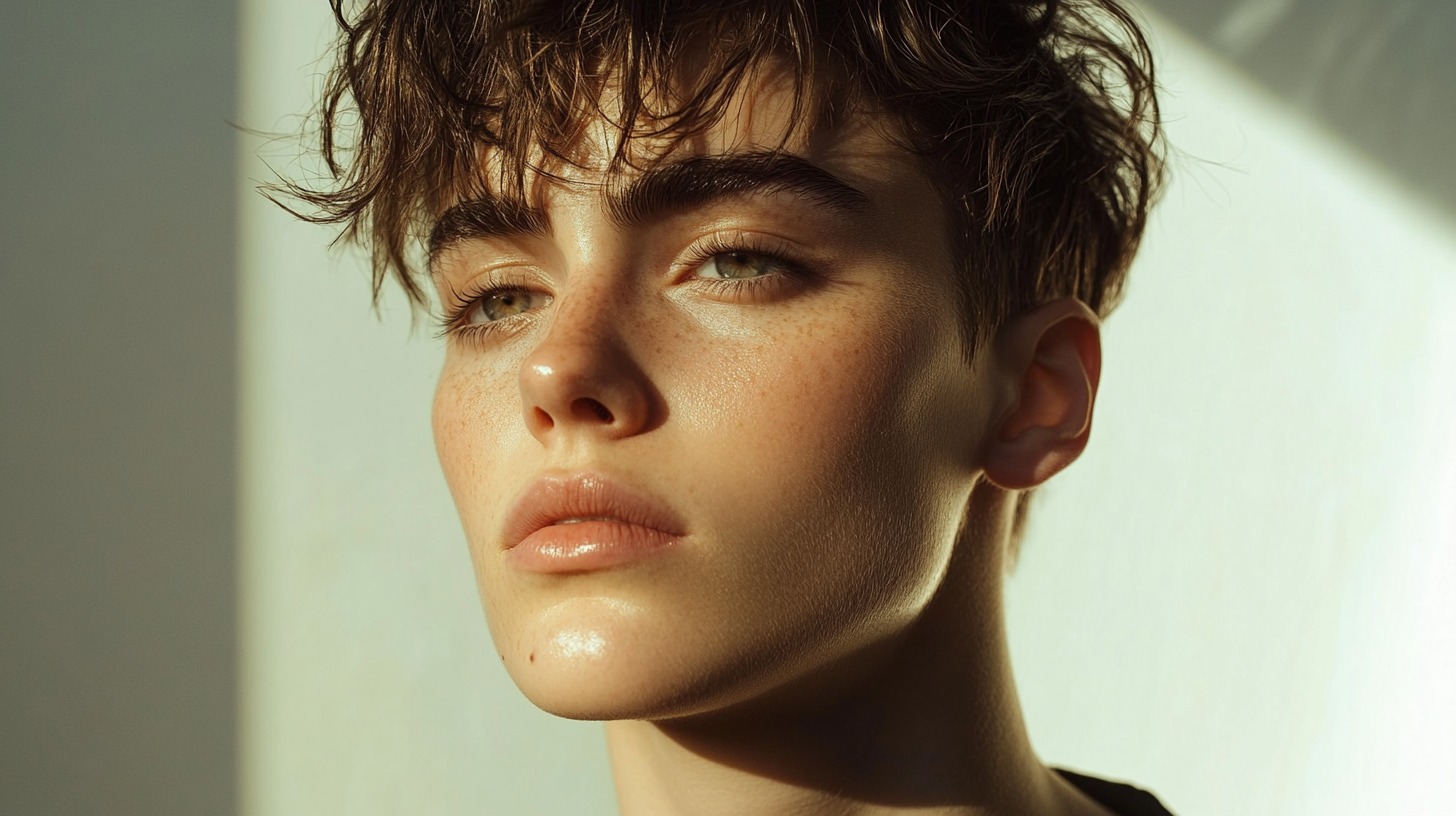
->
[506, 521, 680, 574]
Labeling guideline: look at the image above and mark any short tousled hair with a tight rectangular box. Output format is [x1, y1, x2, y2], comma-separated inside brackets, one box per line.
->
[283, 0, 1162, 352]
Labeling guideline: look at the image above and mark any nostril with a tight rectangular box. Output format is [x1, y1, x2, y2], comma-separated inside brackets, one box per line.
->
[572, 398, 614, 424]
[533, 407, 555, 430]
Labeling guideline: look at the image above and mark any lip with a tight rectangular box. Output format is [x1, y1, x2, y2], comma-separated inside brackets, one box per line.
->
[501, 471, 687, 574]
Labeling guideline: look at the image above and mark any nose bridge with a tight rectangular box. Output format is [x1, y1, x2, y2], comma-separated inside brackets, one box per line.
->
[532, 173, 638, 352]
[539, 268, 626, 352]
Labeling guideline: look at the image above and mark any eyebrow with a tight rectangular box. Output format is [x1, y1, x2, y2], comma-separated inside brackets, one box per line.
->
[427, 151, 870, 274]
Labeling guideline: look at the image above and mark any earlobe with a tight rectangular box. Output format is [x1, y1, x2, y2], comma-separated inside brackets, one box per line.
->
[981, 299, 1102, 491]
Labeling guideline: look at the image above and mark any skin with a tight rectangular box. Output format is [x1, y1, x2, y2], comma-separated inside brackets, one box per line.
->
[430, 67, 1110, 816]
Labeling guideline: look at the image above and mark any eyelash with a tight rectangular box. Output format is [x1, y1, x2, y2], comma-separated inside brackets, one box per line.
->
[679, 234, 808, 294]
[433, 234, 810, 345]
[433, 272, 538, 343]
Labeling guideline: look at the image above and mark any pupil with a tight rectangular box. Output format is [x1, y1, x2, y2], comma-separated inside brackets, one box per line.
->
[487, 292, 525, 321]
[726, 253, 759, 278]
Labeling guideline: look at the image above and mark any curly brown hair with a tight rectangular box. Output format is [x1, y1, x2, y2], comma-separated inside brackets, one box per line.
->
[281, 0, 1162, 345]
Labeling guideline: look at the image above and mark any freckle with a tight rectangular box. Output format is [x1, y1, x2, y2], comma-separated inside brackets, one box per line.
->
[528, 651, 536, 663]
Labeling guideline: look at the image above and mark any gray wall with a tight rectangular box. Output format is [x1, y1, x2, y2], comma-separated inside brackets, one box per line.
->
[1139, 0, 1456, 217]
[1, 4, 238, 815]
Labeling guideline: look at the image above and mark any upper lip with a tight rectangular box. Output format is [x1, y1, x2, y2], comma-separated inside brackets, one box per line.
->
[500, 471, 687, 550]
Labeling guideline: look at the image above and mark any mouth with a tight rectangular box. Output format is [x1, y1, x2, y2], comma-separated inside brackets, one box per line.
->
[500, 471, 687, 573]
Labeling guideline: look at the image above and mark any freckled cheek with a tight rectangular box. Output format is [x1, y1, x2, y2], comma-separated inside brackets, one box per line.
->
[710, 320, 909, 448]
[671, 312, 923, 510]
[431, 358, 530, 537]
[667, 314, 955, 629]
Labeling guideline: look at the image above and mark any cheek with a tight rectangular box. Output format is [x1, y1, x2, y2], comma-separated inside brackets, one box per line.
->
[433, 365, 491, 509]
[674, 302, 974, 635]
[431, 361, 541, 659]
[430, 355, 533, 556]
[689, 299, 966, 494]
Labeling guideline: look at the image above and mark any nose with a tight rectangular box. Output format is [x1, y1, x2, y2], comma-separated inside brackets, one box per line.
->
[518, 288, 657, 445]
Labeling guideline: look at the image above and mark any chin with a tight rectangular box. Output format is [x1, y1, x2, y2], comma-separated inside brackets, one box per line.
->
[506, 637, 726, 722]
[493, 591, 902, 724]
[517, 671, 706, 723]
[492, 595, 707, 721]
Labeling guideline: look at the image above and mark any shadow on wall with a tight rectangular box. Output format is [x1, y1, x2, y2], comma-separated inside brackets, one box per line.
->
[1140, 0, 1456, 221]
[0, 2, 238, 816]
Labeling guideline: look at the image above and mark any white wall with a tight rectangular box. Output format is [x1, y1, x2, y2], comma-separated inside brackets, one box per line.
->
[238, 5, 1456, 815]
[1005, 19, 1456, 816]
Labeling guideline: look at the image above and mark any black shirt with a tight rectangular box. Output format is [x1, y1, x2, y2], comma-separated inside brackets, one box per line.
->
[1055, 768, 1175, 816]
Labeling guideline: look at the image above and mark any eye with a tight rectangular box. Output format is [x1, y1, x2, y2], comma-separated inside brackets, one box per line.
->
[692, 250, 788, 281]
[435, 281, 552, 343]
[467, 288, 546, 324]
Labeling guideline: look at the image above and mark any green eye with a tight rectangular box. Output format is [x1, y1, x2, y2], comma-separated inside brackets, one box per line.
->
[694, 251, 780, 280]
[474, 289, 541, 323]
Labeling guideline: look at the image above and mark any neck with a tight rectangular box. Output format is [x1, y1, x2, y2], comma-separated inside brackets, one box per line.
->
[605, 489, 1101, 816]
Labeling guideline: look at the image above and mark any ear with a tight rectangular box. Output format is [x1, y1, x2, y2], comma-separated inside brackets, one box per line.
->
[981, 298, 1103, 490]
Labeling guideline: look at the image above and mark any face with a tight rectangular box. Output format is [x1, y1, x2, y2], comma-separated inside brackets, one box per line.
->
[430, 68, 998, 721]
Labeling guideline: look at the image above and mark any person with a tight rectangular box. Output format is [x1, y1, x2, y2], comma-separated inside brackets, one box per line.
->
[280, 0, 1172, 813]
